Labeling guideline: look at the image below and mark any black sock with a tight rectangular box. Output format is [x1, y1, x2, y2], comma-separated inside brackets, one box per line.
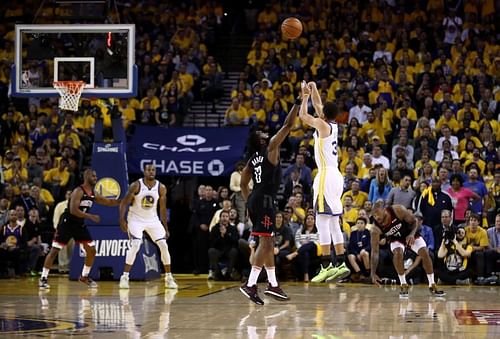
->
[336, 254, 345, 266]
[321, 255, 332, 268]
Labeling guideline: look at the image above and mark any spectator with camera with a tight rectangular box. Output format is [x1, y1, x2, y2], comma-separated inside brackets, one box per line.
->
[433, 210, 456, 254]
[436, 226, 473, 285]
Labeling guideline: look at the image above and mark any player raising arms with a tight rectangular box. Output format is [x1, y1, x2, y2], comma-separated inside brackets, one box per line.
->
[119, 164, 177, 289]
[298, 81, 351, 283]
[39, 169, 121, 289]
[239, 99, 300, 305]
[370, 201, 445, 298]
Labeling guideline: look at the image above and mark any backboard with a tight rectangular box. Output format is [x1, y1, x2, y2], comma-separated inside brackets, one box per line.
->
[12, 24, 137, 98]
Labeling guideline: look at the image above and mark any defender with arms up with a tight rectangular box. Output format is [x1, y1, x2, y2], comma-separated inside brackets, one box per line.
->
[239, 99, 300, 305]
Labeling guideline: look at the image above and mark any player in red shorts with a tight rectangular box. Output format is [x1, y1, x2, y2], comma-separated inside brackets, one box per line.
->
[239, 98, 301, 305]
[370, 201, 445, 298]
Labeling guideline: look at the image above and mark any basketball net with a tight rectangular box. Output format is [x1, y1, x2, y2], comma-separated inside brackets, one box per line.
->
[53, 81, 85, 111]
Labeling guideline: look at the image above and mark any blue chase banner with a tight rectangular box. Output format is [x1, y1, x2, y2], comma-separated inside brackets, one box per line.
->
[127, 126, 249, 176]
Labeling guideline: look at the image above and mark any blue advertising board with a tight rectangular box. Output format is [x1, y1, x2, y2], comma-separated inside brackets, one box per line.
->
[127, 126, 249, 176]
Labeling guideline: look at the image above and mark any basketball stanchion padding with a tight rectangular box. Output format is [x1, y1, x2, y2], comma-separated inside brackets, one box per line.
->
[53, 80, 85, 111]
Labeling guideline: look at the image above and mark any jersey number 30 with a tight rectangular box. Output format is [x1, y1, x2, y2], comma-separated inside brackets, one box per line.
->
[332, 141, 337, 156]
[254, 166, 262, 183]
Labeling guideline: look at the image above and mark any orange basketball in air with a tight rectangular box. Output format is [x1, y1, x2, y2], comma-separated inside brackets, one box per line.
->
[281, 17, 302, 40]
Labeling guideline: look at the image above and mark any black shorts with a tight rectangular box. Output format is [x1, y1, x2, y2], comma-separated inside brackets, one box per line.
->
[248, 193, 276, 237]
[52, 217, 93, 249]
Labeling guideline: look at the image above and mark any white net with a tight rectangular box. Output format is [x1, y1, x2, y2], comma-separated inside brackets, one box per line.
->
[53, 81, 85, 111]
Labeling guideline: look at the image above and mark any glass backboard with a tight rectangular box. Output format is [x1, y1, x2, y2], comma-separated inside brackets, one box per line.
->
[12, 24, 136, 97]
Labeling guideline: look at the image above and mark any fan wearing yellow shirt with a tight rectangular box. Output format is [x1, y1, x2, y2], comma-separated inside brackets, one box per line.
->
[342, 180, 368, 210]
[257, 5, 278, 28]
[246, 98, 266, 125]
[342, 195, 359, 227]
[457, 101, 480, 121]
[224, 98, 248, 126]
[118, 98, 136, 129]
[3, 156, 28, 185]
[395, 97, 417, 121]
[436, 109, 460, 134]
[58, 125, 81, 151]
[43, 158, 71, 196]
[360, 110, 388, 144]
[140, 88, 160, 110]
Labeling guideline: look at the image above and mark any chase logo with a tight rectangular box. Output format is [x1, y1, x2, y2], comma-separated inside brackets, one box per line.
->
[95, 178, 121, 199]
[176, 134, 206, 146]
[141, 195, 155, 209]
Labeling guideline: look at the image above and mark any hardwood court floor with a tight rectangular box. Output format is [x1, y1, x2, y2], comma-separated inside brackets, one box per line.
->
[0, 275, 499, 338]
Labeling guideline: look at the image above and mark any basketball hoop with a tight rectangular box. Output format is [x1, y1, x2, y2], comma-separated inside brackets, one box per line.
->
[53, 80, 85, 111]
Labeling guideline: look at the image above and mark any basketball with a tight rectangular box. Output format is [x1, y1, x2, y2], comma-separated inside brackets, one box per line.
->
[281, 17, 302, 40]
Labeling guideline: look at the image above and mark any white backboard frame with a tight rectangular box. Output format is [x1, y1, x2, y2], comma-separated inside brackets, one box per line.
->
[14, 24, 136, 97]
[54, 57, 95, 88]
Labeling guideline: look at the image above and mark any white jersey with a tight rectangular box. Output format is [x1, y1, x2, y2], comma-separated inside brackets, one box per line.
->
[313, 122, 339, 170]
[312, 121, 343, 215]
[128, 179, 160, 222]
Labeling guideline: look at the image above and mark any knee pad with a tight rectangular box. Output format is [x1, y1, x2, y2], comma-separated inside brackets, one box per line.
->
[329, 215, 344, 245]
[125, 239, 142, 266]
[316, 214, 332, 246]
[156, 239, 171, 265]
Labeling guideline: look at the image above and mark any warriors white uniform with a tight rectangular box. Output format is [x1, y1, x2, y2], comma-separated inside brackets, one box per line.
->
[127, 179, 166, 241]
[313, 122, 343, 215]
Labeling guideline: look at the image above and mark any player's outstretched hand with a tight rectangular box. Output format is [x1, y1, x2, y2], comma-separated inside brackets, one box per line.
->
[301, 80, 311, 96]
[88, 214, 101, 223]
[371, 273, 382, 287]
[120, 220, 128, 233]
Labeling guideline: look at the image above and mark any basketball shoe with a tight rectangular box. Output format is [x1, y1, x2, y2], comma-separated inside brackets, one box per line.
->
[240, 283, 264, 305]
[429, 284, 446, 297]
[79, 276, 98, 288]
[119, 275, 129, 289]
[311, 263, 336, 283]
[264, 283, 289, 300]
[399, 284, 409, 299]
[325, 262, 351, 282]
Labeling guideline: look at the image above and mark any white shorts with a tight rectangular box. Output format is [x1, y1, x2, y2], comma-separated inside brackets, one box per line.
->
[390, 237, 427, 253]
[128, 218, 166, 241]
[313, 168, 343, 215]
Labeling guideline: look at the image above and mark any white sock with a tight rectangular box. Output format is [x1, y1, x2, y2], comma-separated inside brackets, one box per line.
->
[247, 266, 262, 287]
[42, 267, 50, 279]
[398, 274, 407, 285]
[265, 267, 278, 287]
[165, 272, 173, 279]
[122, 271, 129, 277]
[427, 273, 435, 287]
[82, 265, 91, 277]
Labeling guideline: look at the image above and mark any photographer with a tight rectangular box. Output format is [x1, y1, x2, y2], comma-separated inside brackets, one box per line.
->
[436, 226, 473, 285]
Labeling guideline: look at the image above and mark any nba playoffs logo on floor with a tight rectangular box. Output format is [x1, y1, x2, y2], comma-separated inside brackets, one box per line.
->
[95, 178, 121, 199]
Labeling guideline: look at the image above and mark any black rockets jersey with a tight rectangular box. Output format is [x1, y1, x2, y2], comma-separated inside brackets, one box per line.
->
[63, 185, 95, 226]
[248, 149, 281, 198]
[374, 206, 416, 242]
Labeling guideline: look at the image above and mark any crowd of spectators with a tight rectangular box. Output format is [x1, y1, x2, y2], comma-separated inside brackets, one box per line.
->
[0, 0, 499, 286]
[0, 0, 225, 277]
[211, 0, 500, 284]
